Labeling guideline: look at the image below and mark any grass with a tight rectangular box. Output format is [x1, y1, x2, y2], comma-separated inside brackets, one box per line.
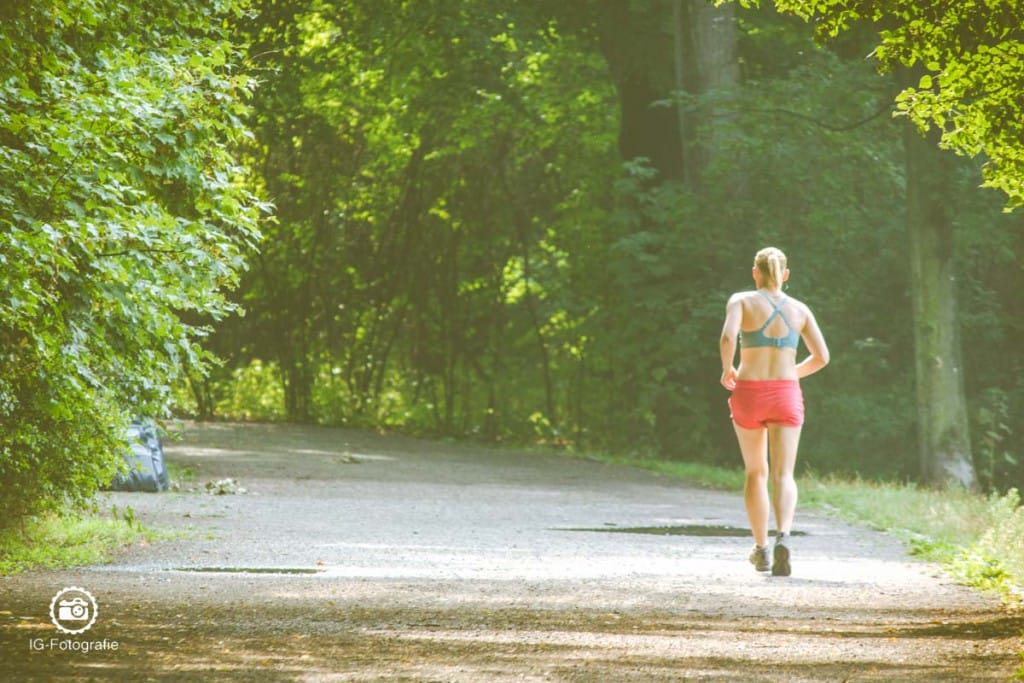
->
[0, 460, 201, 575]
[589, 453, 746, 491]
[592, 453, 1024, 605]
[0, 509, 165, 576]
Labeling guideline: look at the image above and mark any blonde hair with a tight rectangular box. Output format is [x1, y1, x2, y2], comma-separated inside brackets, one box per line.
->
[754, 247, 787, 289]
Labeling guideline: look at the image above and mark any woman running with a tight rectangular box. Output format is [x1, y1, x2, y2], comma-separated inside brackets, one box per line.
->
[719, 247, 830, 576]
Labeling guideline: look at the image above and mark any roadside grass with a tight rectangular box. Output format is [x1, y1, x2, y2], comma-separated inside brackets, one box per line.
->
[0, 468, 195, 576]
[0, 509, 162, 576]
[595, 454, 1024, 605]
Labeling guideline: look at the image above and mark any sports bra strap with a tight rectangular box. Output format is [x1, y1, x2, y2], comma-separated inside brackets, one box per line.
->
[758, 291, 790, 318]
[742, 292, 800, 350]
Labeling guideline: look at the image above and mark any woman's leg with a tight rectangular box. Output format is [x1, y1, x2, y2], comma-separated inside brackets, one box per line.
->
[733, 423, 769, 547]
[767, 424, 802, 534]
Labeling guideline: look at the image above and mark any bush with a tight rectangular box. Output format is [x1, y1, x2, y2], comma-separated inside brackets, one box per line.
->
[958, 488, 1024, 597]
[0, 351, 123, 526]
[214, 360, 287, 421]
[0, 0, 262, 528]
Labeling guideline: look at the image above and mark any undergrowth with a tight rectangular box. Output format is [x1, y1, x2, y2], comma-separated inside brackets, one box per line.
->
[0, 508, 160, 576]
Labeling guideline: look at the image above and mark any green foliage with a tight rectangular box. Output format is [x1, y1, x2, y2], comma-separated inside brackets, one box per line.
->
[972, 388, 1019, 492]
[802, 476, 1024, 604]
[955, 183, 1024, 492]
[183, 1, 1024, 493]
[0, 0, 264, 527]
[958, 488, 1024, 599]
[744, 0, 1024, 208]
[215, 360, 287, 421]
[215, 0, 618, 441]
[586, 44, 915, 469]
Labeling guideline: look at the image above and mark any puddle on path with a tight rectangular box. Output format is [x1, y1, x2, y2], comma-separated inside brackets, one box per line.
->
[560, 525, 807, 537]
[173, 567, 325, 575]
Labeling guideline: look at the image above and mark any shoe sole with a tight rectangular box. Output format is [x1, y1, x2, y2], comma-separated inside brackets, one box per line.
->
[749, 547, 770, 572]
[772, 544, 791, 577]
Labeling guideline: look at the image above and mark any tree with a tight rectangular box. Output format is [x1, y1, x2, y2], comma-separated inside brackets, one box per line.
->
[758, 0, 1024, 208]
[673, 0, 740, 184]
[574, 0, 739, 183]
[553, 0, 743, 453]
[226, 0, 619, 438]
[900, 67, 975, 488]
[0, 0, 263, 524]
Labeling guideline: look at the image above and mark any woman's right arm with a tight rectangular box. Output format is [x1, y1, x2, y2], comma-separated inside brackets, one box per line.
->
[796, 307, 830, 379]
[720, 294, 743, 390]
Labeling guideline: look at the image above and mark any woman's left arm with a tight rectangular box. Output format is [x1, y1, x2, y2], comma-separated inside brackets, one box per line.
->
[796, 306, 830, 379]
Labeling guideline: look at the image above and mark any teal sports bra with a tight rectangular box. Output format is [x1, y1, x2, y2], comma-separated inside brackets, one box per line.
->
[742, 291, 800, 350]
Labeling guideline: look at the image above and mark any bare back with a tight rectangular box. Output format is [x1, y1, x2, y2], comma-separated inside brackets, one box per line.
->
[721, 287, 829, 388]
[736, 291, 809, 381]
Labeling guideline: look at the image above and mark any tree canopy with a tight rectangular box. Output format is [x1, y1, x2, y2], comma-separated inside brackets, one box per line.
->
[752, 0, 1024, 208]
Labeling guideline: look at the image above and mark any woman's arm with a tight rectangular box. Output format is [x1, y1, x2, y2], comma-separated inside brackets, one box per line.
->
[796, 307, 830, 379]
[720, 295, 743, 389]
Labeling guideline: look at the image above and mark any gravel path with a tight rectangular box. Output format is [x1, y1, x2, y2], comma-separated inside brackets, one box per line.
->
[1, 421, 1021, 681]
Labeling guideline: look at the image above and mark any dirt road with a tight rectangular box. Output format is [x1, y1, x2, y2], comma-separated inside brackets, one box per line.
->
[1, 422, 1021, 681]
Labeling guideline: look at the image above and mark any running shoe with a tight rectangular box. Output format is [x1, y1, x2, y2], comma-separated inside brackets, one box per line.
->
[749, 544, 770, 572]
[772, 537, 791, 577]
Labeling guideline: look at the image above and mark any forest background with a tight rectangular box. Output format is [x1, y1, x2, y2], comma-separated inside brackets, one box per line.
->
[2, 0, 1023, 527]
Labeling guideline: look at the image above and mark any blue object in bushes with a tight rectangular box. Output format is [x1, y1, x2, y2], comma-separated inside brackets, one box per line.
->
[108, 420, 170, 492]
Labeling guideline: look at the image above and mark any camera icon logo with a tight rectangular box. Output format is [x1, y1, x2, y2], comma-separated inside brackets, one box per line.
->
[59, 598, 90, 620]
[49, 587, 98, 635]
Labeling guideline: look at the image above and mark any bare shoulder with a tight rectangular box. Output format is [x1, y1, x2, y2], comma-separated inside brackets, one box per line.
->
[786, 295, 812, 313]
[786, 296, 821, 329]
[727, 290, 758, 306]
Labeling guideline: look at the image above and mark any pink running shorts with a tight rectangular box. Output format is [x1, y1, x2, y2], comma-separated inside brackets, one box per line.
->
[728, 379, 804, 429]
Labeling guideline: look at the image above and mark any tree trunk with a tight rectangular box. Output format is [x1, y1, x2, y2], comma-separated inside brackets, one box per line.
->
[594, 1, 737, 182]
[672, 0, 691, 185]
[593, 1, 683, 180]
[188, 371, 215, 420]
[674, 0, 739, 184]
[282, 354, 314, 423]
[901, 70, 976, 489]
